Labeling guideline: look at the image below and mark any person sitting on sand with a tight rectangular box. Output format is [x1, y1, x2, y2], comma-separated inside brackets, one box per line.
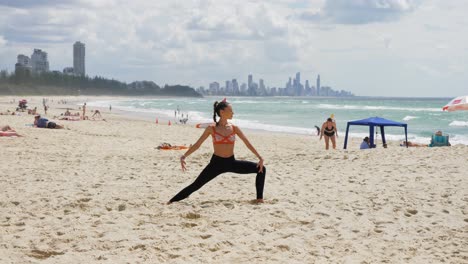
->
[28, 107, 37, 115]
[360, 137, 370, 149]
[34, 115, 64, 129]
[64, 109, 71, 116]
[1, 125, 16, 132]
[429, 130, 451, 147]
[167, 98, 266, 204]
[0, 125, 22, 137]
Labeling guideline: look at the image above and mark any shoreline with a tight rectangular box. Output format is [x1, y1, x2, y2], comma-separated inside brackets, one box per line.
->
[1, 95, 465, 147]
[84, 96, 467, 146]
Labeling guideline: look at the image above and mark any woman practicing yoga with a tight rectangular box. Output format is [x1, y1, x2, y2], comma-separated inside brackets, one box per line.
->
[167, 99, 266, 204]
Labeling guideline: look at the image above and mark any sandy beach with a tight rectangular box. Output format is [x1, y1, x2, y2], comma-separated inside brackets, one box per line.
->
[1, 96, 467, 263]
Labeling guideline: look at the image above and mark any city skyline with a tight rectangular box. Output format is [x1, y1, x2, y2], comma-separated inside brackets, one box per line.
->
[0, 1, 467, 97]
[200, 72, 353, 97]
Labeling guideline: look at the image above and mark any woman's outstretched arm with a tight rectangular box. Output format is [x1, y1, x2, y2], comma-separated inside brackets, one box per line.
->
[234, 126, 264, 172]
[179, 126, 212, 171]
[319, 122, 325, 140]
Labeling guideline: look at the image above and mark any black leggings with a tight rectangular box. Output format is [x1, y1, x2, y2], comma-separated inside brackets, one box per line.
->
[169, 155, 266, 202]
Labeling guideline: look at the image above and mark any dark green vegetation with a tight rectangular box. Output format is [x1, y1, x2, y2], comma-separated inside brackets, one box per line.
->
[0, 70, 202, 97]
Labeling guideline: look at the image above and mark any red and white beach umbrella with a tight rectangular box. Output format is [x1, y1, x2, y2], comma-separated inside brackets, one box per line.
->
[442, 95, 468, 112]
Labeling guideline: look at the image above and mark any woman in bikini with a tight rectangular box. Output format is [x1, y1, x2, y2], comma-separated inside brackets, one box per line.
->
[320, 117, 338, 150]
[167, 99, 266, 204]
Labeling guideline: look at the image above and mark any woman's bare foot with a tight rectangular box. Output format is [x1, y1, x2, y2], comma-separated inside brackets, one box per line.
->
[249, 199, 264, 204]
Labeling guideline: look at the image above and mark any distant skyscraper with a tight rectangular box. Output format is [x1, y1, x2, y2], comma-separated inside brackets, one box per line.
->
[15, 54, 32, 75]
[232, 79, 239, 95]
[248, 74, 254, 96]
[316, 74, 321, 96]
[17, 54, 31, 66]
[225, 80, 232, 94]
[73, 41, 85, 76]
[30, 49, 49, 74]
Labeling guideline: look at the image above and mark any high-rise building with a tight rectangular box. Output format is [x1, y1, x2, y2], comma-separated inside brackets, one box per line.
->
[73, 41, 85, 76]
[17, 54, 31, 66]
[316, 74, 321, 96]
[232, 79, 239, 95]
[209, 82, 220, 95]
[248, 74, 254, 96]
[225, 80, 232, 94]
[31, 49, 49, 74]
[15, 54, 32, 75]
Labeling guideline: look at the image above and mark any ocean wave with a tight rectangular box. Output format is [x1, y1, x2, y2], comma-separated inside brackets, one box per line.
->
[403, 116, 418, 121]
[86, 99, 468, 145]
[317, 104, 441, 112]
[449, 121, 468, 127]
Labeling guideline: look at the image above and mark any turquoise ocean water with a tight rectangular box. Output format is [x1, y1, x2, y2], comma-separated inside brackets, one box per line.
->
[88, 97, 468, 145]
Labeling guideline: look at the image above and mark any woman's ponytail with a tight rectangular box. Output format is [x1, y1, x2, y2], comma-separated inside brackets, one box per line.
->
[213, 100, 228, 126]
[213, 101, 218, 125]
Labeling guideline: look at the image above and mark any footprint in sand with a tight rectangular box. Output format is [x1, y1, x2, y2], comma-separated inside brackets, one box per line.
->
[118, 204, 126, 211]
[404, 209, 418, 217]
[27, 250, 64, 260]
[223, 202, 234, 209]
[182, 212, 201, 219]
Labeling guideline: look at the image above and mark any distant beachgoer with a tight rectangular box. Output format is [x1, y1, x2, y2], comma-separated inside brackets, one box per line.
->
[109, 105, 112, 111]
[0, 125, 21, 137]
[1, 125, 13, 131]
[168, 98, 266, 204]
[314, 125, 320, 136]
[360, 137, 370, 149]
[82, 103, 87, 120]
[428, 130, 451, 147]
[34, 115, 64, 129]
[400, 141, 427, 147]
[44, 105, 48, 115]
[92, 110, 102, 118]
[320, 117, 338, 150]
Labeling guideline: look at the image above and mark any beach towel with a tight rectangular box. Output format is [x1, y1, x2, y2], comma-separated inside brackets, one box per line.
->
[158, 145, 189, 150]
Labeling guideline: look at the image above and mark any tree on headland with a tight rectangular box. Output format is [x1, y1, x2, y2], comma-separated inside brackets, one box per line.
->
[0, 70, 202, 97]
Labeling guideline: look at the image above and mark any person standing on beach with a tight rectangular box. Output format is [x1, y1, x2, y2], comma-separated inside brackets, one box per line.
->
[320, 117, 338, 150]
[82, 102, 87, 120]
[167, 99, 266, 204]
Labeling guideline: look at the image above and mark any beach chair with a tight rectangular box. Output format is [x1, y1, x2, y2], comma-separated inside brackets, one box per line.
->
[429, 135, 450, 147]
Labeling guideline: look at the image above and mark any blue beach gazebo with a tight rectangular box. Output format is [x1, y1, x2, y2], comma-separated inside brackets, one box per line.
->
[343, 117, 408, 149]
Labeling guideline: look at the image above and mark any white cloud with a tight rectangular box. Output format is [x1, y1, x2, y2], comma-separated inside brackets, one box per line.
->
[0, 35, 6, 47]
[298, 0, 419, 24]
[0, 0, 467, 97]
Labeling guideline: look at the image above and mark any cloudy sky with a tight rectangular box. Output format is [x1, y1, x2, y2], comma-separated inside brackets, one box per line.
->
[0, 0, 466, 97]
